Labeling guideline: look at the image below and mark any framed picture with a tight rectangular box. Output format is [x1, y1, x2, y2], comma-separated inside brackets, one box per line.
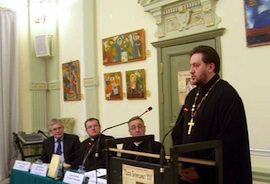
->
[62, 60, 81, 101]
[125, 69, 146, 99]
[102, 29, 146, 65]
[244, 0, 270, 47]
[104, 72, 123, 100]
[177, 71, 196, 106]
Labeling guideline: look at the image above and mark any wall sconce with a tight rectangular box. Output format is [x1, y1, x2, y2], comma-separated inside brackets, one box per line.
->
[32, 0, 55, 24]
[35, 15, 46, 24]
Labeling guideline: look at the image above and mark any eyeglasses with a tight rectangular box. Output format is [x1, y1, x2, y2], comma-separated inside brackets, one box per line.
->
[129, 124, 145, 131]
[86, 124, 100, 129]
[51, 127, 63, 131]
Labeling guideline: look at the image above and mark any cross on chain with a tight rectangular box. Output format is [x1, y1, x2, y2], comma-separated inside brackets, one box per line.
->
[188, 120, 195, 135]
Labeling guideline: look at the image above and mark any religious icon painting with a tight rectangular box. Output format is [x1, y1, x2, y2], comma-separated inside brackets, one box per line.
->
[244, 0, 270, 47]
[125, 69, 146, 99]
[102, 29, 146, 65]
[104, 72, 123, 100]
[62, 60, 81, 101]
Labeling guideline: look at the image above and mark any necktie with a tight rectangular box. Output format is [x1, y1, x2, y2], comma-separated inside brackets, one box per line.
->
[56, 139, 62, 155]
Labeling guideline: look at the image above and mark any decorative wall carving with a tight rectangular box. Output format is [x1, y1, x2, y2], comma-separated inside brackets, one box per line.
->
[139, 0, 221, 39]
[60, 118, 75, 134]
[48, 80, 60, 90]
[84, 77, 98, 88]
[30, 82, 48, 91]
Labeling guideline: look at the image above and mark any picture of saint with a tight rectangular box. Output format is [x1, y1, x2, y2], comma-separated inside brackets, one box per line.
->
[62, 60, 81, 101]
[126, 69, 146, 99]
[104, 72, 123, 100]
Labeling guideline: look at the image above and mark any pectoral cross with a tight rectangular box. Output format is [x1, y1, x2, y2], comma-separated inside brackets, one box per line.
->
[187, 120, 195, 135]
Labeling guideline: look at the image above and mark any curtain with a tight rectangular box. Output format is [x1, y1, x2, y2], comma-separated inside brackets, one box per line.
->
[0, 8, 19, 180]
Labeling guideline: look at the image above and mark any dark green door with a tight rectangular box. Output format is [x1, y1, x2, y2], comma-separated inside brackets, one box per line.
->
[160, 39, 216, 153]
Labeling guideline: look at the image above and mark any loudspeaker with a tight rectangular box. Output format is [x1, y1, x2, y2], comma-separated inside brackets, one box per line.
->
[34, 35, 52, 57]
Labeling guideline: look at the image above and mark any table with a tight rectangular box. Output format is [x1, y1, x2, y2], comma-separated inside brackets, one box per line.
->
[10, 169, 66, 184]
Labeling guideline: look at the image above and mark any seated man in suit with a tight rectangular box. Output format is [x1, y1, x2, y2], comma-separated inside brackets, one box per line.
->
[41, 118, 80, 168]
[121, 116, 162, 163]
[75, 118, 116, 171]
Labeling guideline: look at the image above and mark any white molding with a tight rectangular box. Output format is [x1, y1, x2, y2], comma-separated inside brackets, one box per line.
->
[250, 149, 270, 182]
[252, 167, 270, 182]
[84, 77, 98, 88]
[48, 80, 60, 90]
[250, 148, 270, 157]
[30, 81, 48, 91]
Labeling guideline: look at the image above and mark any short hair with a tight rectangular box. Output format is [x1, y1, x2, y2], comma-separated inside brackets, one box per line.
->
[49, 118, 63, 129]
[128, 116, 144, 125]
[190, 45, 220, 74]
[84, 118, 100, 128]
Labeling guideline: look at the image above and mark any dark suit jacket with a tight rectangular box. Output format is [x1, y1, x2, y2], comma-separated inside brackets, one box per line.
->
[41, 133, 80, 168]
[122, 140, 162, 164]
[75, 134, 116, 172]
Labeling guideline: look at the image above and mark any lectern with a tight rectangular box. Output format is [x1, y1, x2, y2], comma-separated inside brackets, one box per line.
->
[105, 136, 223, 184]
[170, 140, 223, 184]
[105, 135, 172, 184]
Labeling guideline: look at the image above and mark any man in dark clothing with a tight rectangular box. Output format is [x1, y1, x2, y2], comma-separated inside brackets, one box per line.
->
[172, 45, 252, 184]
[41, 118, 80, 169]
[122, 116, 162, 164]
[75, 118, 116, 172]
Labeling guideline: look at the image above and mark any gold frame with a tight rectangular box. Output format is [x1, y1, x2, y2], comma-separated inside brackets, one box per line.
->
[102, 29, 146, 65]
[125, 69, 146, 100]
[244, 0, 270, 47]
[62, 60, 81, 101]
[104, 72, 123, 100]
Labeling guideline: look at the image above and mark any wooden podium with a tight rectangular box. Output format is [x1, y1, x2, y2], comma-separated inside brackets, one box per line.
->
[105, 135, 171, 184]
[170, 140, 223, 184]
[105, 135, 223, 184]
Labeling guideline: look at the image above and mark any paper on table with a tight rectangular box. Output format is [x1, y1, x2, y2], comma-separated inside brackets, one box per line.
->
[84, 168, 106, 178]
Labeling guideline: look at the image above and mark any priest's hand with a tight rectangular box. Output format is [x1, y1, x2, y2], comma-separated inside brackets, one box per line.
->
[178, 163, 200, 182]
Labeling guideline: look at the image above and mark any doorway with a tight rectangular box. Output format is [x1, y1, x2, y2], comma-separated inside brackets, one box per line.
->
[152, 28, 225, 153]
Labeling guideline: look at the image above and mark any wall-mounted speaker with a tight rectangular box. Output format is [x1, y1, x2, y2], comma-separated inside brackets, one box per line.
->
[34, 35, 52, 57]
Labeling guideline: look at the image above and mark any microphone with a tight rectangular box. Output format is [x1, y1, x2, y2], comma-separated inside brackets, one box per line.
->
[99, 106, 153, 135]
[138, 106, 152, 118]
[95, 106, 153, 158]
[62, 140, 93, 168]
[38, 129, 49, 138]
[159, 108, 185, 181]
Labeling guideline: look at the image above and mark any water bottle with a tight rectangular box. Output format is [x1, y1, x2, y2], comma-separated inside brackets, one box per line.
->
[77, 165, 85, 173]
[36, 156, 43, 164]
[77, 165, 88, 183]
[57, 162, 63, 179]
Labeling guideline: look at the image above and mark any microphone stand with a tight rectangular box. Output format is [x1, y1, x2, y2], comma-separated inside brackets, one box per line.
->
[159, 110, 185, 183]
[95, 106, 152, 159]
[82, 142, 96, 169]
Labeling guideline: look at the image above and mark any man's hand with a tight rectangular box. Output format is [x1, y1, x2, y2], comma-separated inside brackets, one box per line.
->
[178, 163, 200, 182]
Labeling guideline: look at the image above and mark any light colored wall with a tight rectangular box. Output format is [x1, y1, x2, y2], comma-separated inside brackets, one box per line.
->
[96, 0, 159, 139]
[216, 0, 270, 170]
[57, 0, 88, 138]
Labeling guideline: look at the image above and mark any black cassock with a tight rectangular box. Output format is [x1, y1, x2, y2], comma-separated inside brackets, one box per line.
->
[172, 74, 252, 184]
[122, 140, 162, 164]
[75, 134, 116, 172]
